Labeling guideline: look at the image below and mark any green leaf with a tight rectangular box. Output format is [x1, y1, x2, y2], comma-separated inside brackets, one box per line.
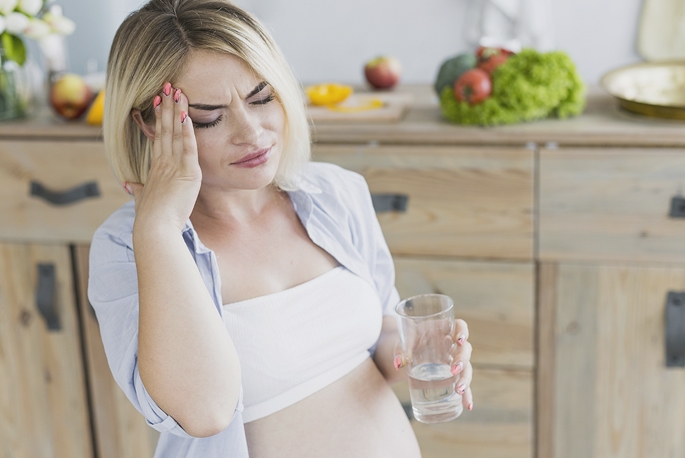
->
[1, 33, 27, 66]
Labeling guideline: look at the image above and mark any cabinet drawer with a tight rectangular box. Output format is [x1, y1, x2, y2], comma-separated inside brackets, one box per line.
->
[394, 257, 535, 369]
[313, 144, 534, 260]
[0, 141, 130, 244]
[393, 367, 533, 458]
[540, 147, 685, 263]
[539, 262, 685, 458]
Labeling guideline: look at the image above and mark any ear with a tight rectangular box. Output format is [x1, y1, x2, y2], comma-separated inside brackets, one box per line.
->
[131, 109, 155, 141]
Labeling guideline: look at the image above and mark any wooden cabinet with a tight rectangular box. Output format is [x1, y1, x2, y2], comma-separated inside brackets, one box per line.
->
[0, 243, 92, 458]
[538, 262, 685, 458]
[0, 135, 152, 458]
[3, 87, 685, 458]
[538, 145, 685, 458]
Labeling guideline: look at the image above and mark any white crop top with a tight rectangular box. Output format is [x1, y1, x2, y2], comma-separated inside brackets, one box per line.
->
[221, 266, 383, 422]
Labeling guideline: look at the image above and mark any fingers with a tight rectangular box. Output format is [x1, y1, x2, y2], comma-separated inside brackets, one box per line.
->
[454, 318, 470, 345]
[160, 82, 175, 161]
[393, 340, 411, 370]
[450, 338, 472, 376]
[457, 362, 473, 411]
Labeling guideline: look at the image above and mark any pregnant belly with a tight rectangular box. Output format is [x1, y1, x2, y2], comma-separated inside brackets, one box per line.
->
[244, 358, 421, 458]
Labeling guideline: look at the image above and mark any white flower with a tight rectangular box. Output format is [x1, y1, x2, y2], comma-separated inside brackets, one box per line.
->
[0, 0, 18, 16]
[0, 15, 6, 34]
[23, 18, 50, 39]
[43, 11, 74, 35]
[5, 12, 29, 34]
[18, 0, 42, 16]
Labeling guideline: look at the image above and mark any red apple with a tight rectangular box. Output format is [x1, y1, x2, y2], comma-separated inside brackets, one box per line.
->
[364, 56, 401, 89]
[50, 73, 94, 120]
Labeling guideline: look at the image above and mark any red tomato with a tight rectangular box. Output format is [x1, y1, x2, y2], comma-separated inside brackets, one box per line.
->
[454, 69, 492, 105]
[477, 53, 510, 74]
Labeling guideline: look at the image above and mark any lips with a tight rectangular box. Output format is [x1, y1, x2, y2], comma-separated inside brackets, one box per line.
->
[232, 148, 270, 165]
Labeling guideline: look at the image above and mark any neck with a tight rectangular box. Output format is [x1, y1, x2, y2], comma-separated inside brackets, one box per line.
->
[190, 184, 285, 227]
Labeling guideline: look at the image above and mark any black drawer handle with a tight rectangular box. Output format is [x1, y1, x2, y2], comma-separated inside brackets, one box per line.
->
[371, 193, 409, 213]
[36, 263, 61, 331]
[666, 292, 685, 367]
[30, 180, 100, 206]
[669, 196, 685, 218]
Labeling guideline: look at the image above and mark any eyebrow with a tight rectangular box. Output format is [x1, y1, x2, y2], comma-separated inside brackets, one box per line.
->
[188, 81, 269, 111]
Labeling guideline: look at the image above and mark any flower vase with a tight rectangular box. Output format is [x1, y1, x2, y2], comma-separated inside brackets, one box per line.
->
[0, 50, 32, 120]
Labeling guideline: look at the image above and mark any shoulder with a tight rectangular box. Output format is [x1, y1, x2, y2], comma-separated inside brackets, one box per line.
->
[90, 201, 136, 263]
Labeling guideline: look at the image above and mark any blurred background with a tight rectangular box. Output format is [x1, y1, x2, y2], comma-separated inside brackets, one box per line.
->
[54, 0, 642, 85]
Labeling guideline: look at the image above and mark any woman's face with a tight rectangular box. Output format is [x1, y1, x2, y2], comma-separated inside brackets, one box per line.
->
[173, 50, 285, 192]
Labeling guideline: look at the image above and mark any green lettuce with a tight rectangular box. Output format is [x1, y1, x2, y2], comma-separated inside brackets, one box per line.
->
[440, 49, 586, 126]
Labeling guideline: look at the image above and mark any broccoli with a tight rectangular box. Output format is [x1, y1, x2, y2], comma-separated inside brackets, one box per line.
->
[439, 49, 586, 126]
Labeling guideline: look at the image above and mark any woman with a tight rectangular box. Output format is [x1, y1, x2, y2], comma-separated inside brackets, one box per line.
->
[88, 1, 474, 457]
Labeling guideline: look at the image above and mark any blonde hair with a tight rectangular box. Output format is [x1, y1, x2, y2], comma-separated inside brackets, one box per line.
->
[104, 0, 310, 190]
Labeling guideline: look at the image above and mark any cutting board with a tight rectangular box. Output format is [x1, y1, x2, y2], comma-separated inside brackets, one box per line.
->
[638, 0, 685, 60]
[306, 92, 413, 123]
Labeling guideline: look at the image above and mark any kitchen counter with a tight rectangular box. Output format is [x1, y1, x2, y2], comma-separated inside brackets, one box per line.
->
[6, 85, 685, 146]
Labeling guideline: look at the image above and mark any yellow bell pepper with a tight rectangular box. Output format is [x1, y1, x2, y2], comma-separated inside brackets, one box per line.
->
[86, 90, 105, 125]
[305, 83, 353, 106]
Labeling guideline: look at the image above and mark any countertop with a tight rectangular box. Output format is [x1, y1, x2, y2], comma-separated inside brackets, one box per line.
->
[3, 85, 685, 147]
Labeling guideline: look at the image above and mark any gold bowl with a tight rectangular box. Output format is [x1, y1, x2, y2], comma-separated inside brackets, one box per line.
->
[600, 61, 685, 120]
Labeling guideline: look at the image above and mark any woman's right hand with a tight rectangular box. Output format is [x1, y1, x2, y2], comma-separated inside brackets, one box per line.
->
[127, 82, 201, 233]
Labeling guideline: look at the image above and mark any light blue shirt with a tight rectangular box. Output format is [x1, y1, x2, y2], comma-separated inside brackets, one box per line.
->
[88, 162, 400, 458]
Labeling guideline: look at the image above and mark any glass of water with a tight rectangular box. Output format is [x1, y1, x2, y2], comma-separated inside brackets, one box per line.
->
[395, 294, 463, 423]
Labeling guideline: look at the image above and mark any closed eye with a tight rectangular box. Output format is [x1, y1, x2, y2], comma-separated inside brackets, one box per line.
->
[193, 115, 223, 129]
[250, 93, 275, 105]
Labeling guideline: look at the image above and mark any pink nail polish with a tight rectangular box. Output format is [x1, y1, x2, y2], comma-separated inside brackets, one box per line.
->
[394, 355, 402, 370]
[163, 82, 171, 96]
[174, 88, 180, 103]
[180, 111, 187, 124]
[123, 182, 131, 195]
[457, 384, 466, 394]
[468, 403, 473, 411]
[451, 362, 462, 376]
[153, 95, 161, 109]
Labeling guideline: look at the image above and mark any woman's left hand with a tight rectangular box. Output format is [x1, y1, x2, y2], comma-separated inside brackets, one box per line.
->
[394, 318, 474, 412]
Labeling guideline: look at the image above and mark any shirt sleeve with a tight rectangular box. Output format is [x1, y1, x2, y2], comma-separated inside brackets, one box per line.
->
[87, 227, 233, 439]
[348, 171, 401, 318]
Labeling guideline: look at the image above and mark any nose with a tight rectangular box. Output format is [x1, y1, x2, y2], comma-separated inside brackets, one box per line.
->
[230, 105, 263, 146]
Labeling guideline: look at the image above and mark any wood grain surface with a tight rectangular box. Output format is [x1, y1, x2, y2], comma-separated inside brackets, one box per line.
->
[542, 262, 685, 458]
[394, 256, 535, 369]
[314, 144, 534, 260]
[0, 141, 131, 244]
[74, 245, 160, 458]
[540, 147, 685, 263]
[393, 367, 533, 458]
[0, 243, 93, 458]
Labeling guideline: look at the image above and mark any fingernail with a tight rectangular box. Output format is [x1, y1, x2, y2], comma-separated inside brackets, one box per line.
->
[163, 82, 171, 96]
[457, 333, 466, 345]
[174, 88, 181, 103]
[394, 355, 402, 371]
[123, 182, 132, 195]
[451, 362, 463, 376]
[456, 384, 466, 394]
[153, 95, 161, 109]
[468, 403, 473, 411]
[180, 111, 187, 124]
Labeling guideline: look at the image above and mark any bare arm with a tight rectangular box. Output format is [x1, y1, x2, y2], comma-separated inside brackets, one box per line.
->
[373, 316, 406, 385]
[130, 84, 240, 437]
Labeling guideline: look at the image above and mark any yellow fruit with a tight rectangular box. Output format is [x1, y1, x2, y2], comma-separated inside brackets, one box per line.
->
[305, 84, 353, 106]
[86, 90, 105, 125]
